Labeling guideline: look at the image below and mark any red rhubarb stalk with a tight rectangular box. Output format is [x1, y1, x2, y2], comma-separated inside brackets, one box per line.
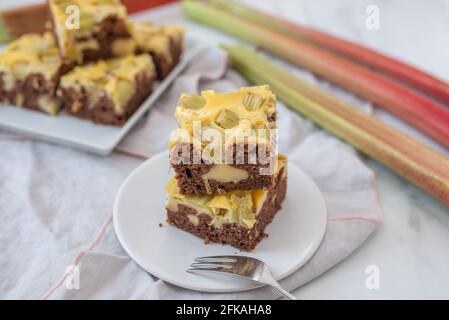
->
[211, 0, 449, 105]
[123, 0, 178, 14]
[183, 0, 449, 150]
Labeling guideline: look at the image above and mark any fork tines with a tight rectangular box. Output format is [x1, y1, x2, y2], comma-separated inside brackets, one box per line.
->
[187, 256, 239, 274]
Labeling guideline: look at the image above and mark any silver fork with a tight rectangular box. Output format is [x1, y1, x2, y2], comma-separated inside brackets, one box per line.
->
[187, 255, 297, 300]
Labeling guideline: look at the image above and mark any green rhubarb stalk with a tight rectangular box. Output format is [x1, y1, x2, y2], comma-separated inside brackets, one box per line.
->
[182, 0, 449, 150]
[0, 16, 11, 43]
[224, 44, 449, 207]
[210, 0, 449, 105]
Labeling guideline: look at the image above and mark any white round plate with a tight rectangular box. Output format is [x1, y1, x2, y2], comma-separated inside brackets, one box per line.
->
[113, 152, 327, 293]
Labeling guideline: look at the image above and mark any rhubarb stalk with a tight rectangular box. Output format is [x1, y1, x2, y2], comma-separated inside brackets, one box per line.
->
[183, 0, 449, 150]
[210, 0, 449, 106]
[224, 44, 449, 207]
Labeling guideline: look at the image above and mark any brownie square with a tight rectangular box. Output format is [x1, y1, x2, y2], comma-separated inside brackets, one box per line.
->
[166, 155, 288, 251]
[169, 85, 278, 195]
[58, 54, 156, 126]
[0, 32, 69, 115]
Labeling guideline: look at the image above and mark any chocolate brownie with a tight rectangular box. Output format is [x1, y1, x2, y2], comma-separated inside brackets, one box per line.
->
[0, 32, 70, 115]
[58, 54, 156, 126]
[130, 21, 184, 79]
[166, 157, 288, 251]
[169, 85, 278, 195]
[48, 0, 136, 65]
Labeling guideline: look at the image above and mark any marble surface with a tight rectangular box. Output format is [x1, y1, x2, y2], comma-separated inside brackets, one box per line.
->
[2, 0, 449, 299]
[136, 1, 449, 300]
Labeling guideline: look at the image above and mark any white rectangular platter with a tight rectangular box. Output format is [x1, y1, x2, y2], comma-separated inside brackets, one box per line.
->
[0, 38, 203, 156]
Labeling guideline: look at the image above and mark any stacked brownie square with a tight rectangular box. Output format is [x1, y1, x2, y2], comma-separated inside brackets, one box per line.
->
[0, 0, 184, 125]
[58, 54, 156, 125]
[166, 85, 288, 251]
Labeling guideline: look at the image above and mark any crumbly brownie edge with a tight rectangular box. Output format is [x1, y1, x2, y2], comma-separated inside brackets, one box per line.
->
[0, 62, 70, 114]
[60, 70, 155, 126]
[166, 166, 287, 251]
[139, 34, 183, 80]
[0, 74, 17, 104]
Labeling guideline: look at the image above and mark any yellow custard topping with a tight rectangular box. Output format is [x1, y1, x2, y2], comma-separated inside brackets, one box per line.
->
[169, 86, 277, 152]
[59, 54, 155, 115]
[166, 155, 286, 229]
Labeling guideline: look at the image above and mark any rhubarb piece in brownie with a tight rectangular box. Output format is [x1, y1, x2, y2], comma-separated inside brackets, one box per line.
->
[49, 0, 136, 64]
[169, 85, 278, 195]
[130, 21, 184, 79]
[58, 54, 156, 126]
[0, 32, 69, 115]
[166, 155, 288, 251]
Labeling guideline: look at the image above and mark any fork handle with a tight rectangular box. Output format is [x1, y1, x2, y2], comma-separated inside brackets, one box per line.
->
[268, 281, 298, 300]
